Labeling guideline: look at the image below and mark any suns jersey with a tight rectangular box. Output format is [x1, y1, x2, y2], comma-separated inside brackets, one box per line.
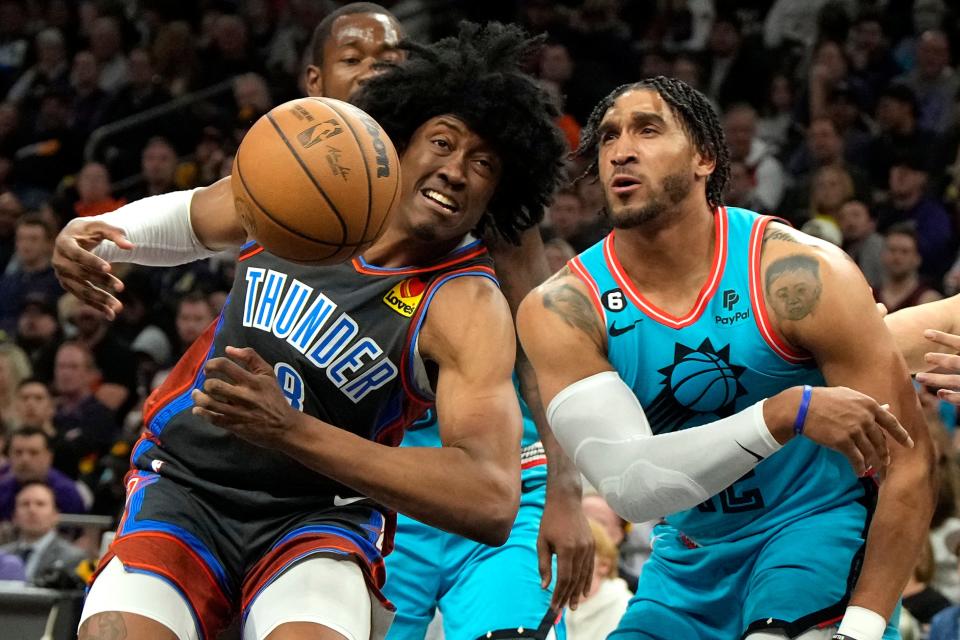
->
[570, 206, 865, 545]
[133, 238, 496, 509]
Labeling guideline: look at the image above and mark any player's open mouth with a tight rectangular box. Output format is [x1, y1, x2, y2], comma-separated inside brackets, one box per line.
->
[610, 175, 641, 195]
[421, 189, 460, 213]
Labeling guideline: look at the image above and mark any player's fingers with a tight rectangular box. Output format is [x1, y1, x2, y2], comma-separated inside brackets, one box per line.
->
[204, 356, 258, 386]
[97, 225, 134, 250]
[925, 329, 960, 352]
[872, 403, 913, 447]
[56, 278, 122, 319]
[851, 430, 880, 477]
[580, 548, 595, 598]
[54, 236, 113, 275]
[916, 371, 960, 391]
[226, 346, 274, 376]
[875, 302, 887, 317]
[191, 406, 234, 428]
[924, 351, 960, 371]
[938, 389, 960, 406]
[202, 378, 256, 406]
[863, 418, 890, 472]
[552, 545, 575, 610]
[191, 389, 243, 419]
[536, 536, 552, 589]
[840, 440, 867, 477]
[564, 546, 590, 611]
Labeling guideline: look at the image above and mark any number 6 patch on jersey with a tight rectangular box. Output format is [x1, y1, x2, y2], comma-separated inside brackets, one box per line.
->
[602, 288, 625, 312]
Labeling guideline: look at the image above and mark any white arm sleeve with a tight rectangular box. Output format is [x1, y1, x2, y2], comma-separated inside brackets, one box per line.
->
[546, 371, 784, 523]
[88, 189, 220, 266]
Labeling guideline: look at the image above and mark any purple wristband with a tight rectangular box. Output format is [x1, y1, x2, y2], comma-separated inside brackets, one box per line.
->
[793, 385, 813, 436]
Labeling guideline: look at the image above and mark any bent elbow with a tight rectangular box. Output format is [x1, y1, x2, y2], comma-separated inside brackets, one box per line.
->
[474, 477, 520, 547]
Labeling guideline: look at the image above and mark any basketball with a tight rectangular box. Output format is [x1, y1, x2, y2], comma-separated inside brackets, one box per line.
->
[669, 351, 739, 413]
[231, 97, 401, 264]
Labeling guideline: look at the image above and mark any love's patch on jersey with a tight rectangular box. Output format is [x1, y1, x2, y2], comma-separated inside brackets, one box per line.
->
[382, 277, 426, 317]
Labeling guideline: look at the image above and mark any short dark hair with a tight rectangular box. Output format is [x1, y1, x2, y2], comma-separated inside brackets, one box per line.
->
[16, 212, 55, 241]
[886, 221, 920, 246]
[10, 426, 52, 450]
[765, 254, 820, 293]
[17, 377, 51, 393]
[354, 21, 566, 243]
[309, 2, 399, 67]
[15, 479, 55, 503]
[178, 290, 213, 313]
[574, 76, 730, 210]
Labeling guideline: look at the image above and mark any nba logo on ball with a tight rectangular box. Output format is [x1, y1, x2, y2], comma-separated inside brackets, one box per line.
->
[669, 351, 739, 413]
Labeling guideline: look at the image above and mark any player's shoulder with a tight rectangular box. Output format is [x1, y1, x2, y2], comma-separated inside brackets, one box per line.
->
[761, 220, 857, 272]
[423, 272, 512, 331]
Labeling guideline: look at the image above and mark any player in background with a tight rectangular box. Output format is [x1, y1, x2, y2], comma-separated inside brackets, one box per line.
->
[57, 20, 567, 640]
[518, 76, 933, 640]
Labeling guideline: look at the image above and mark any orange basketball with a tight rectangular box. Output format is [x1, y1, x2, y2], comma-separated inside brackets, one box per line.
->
[231, 97, 401, 264]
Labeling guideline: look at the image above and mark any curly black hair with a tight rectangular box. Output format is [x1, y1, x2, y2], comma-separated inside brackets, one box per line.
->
[573, 76, 730, 209]
[352, 21, 566, 243]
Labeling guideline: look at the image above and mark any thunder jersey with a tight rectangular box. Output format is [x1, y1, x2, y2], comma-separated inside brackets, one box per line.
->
[400, 374, 548, 483]
[132, 238, 496, 519]
[570, 206, 865, 545]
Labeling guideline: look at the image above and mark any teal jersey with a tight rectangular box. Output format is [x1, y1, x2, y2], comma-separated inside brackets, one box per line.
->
[400, 374, 547, 480]
[570, 206, 864, 545]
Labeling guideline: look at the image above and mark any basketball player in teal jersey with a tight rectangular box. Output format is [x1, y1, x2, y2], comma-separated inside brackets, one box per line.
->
[518, 76, 934, 640]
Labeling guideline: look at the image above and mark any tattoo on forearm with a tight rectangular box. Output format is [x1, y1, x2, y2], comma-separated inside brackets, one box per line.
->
[79, 612, 127, 640]
[542, 282, 604, 343]
[764, 254, 823, 321]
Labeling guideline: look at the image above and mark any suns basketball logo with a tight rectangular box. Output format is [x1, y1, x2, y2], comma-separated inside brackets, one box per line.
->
[645, 338, 747, 433]
[383, 277, 426, 317]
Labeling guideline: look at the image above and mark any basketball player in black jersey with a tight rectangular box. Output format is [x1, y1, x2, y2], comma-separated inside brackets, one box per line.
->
[55, 19, 569, 640]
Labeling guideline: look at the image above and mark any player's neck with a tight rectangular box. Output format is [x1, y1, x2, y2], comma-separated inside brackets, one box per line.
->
[361, 225, 466, 268]
[613, 202, 716, 292]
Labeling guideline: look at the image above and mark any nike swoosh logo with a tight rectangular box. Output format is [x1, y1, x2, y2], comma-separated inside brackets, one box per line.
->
[333, 495, 367, 507]
[609, 319, 642, 337]
[736, 442, 764, 463]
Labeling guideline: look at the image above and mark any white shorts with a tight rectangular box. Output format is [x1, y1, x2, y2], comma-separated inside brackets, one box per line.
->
[80, 556, 393, 640]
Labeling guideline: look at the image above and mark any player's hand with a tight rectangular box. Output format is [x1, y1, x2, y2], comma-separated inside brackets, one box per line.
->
[795, 386, 912, 477]
[52, 218, 131, 320]
[916, 329, 960, 405]
[191, 346, 300, 449]
[538, 483, 594, 612]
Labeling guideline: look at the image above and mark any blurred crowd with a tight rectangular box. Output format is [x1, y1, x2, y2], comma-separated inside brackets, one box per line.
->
[1, 0, 960, 637]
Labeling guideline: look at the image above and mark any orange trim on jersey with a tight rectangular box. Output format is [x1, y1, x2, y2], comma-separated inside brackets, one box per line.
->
[351, 245, 490, 276]
[748, 216, 811, 364]
[238, 243, 265, 261]
[98, 531, 233, 640]
[142, 316, 219, 426]
[521, 458, 548, 470]
[568, 256, 607, 325]
[603, 207, 728, 329]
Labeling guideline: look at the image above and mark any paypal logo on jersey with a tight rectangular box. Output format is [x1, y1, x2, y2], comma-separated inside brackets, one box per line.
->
[242, 267, 398, 403]
[715, 288, 751, 326]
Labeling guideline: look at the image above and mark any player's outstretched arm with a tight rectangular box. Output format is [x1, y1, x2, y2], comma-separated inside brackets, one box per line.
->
[884, 294, 960, 373]
[194, 276, 523, 546]
[762, 223, 936, 639]
[488, 227, 595, 611]
[52, 177, 246, 319]
[518, 268, 912, 524]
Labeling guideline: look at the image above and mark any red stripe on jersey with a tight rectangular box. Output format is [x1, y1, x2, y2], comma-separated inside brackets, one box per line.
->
[95, 532, 232, 640]
[747, 216, 811, 363]
[143, 316, 219, 426]
[568, 256, 607, 325]
[351, 245, 490, 276]
[241, 533, 393, 615]
[603, 207, 728, 329]
[238, 243, 265, 261]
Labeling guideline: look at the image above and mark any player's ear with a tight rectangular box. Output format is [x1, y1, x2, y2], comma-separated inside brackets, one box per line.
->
[693, 150, 716, 180]
[304, 64, 323, 98]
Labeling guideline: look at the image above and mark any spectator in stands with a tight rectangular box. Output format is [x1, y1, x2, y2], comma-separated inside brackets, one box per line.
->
[69, 51, 107, 136]
[176, 126, 228, 189]
[6, 28, 69, 114]
[73, 162, 124, 218]
[784, 117, 870, 210]
[173, 291, 215, 358]
[838, 199, 884, 289]
[152, 21, 199, 98]
[88, 16, 127, 92]
[725, 160, 768, 214]
[582, 491, 639, 591]
[58, 295, 135, 414]
[0, 190, 20, 273]
[566, 518, 633, 640]
[0, 481, 86, 585]
[903, 537, 953, 628]
[896, 30, 959, 134]
[15, 89, 81, 198]
[0, 342, 30, 427]
[874, 223, 943, 314]
[51, 341, 117, 479]
[805, 164, 855, 232]
[804, 40, 868, 125]
[0, 213, 62, 334]
[16, 379, 55, 437]
[870, 83, 938, 189]
[0, 0, 30, 97]
[757, 73, 800, 157]
[723, 103, 786, 211]
[15, 292, 61, 381]
[846, 10, 902, 105]
[544, 237, 576, 274]
[702, 13, 764, 109]
[200, 13, 266, 88]
[0, 427, 85, 519]
[232, 72, 272, 127]
[928, 421, 960, 603]
[876, 151, 955, 281]
[137, 136, 178, 201]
